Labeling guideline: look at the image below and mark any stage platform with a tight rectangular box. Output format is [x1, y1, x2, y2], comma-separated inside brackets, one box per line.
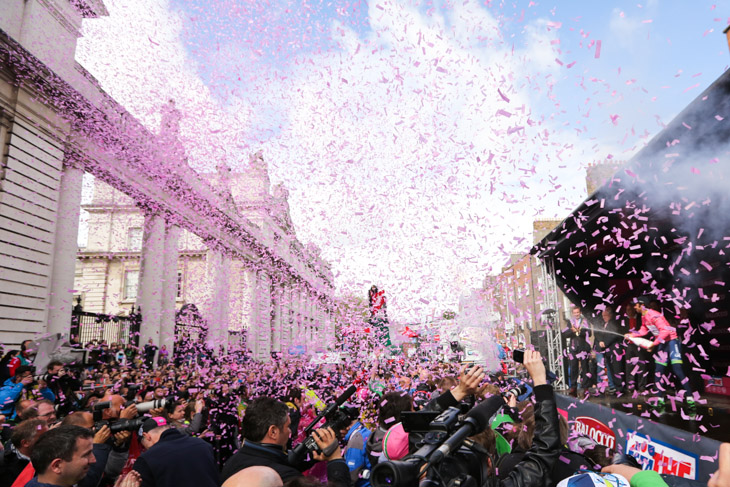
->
[556, 388, 730, 442]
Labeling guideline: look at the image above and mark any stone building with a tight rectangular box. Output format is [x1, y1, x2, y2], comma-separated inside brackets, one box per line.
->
[0, 1, 336, 361]
[74, 153, 336, 359]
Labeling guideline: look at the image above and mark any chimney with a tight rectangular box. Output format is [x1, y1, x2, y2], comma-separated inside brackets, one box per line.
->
[724, 25, 730, 54]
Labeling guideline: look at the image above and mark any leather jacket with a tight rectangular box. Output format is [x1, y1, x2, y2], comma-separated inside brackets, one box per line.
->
[488, 384, 560, 487]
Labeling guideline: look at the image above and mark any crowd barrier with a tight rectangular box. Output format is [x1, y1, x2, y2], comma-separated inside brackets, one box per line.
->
[555, 395, 721, 483]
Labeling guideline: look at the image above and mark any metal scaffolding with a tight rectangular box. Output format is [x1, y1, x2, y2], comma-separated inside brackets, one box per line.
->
[538, 257, 566, 388]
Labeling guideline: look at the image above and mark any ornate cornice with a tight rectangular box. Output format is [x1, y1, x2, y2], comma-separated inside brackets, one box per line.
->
[37, 0, 81, 37]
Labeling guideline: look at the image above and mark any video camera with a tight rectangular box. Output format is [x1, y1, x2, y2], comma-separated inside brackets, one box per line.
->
[288, 385, 357, 465]
[371, 395, 505, 487]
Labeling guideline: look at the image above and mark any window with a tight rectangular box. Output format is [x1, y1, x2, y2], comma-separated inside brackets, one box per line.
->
[124, 270, 139, 300]
[177, 271, 183, 298]
[127, 228, 143, 251]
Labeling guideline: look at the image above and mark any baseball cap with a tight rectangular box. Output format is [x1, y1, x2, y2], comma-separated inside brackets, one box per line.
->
[557, 472, 630, 487]
[141, 417, 167, 434]
[633, 296, 650, 306]
[383, 423, 410, 461]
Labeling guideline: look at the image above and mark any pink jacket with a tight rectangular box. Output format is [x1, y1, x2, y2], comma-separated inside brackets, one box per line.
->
[628, 309, 678, 346]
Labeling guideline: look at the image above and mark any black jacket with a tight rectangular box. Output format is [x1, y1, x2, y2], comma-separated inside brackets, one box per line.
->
[562, 320, 592, 354]
[0, 445, 29, 487]
[593, 318, 622, 352]
[490, 385, 561, 487]
[221, 439, 352, 486]
[133, 428, 219, 487]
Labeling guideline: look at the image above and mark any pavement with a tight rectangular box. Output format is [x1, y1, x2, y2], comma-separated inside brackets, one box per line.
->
[558, 388, 730, 442]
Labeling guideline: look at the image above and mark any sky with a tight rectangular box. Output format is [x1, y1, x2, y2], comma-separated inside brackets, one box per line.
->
[75, 0, 730, 322]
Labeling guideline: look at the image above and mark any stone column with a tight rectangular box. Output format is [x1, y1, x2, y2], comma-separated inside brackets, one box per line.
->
[272, 287, 282, 353]
[205, 250, 230, 354]
[159, 224, 181, 354]
[244, 269, 259, 357]
[47, 162, 84, 337]
[280, 284, 291, 352]
[257, 272, 273, 361]
[137, 213, 165, 347]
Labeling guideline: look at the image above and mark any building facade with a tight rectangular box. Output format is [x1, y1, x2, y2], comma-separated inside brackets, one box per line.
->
[74, 154, 337, 360]
[0, 1, 337, 361]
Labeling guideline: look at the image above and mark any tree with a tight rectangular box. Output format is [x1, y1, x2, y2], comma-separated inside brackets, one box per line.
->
[442, 310, 456, 320]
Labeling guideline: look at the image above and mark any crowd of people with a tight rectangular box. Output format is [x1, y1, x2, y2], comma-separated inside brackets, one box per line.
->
[0, 298, 725, 487]
[561, 296, 697, 410]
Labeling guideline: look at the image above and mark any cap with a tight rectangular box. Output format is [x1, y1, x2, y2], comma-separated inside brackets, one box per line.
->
[557, 472, 629, 487]
[633, 296, 650, 306]
[141, 417, 167, 434]
[383, 423, 409, 461]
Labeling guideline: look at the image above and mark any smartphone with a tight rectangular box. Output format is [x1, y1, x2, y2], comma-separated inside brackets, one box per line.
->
[512, 349, 525, 363]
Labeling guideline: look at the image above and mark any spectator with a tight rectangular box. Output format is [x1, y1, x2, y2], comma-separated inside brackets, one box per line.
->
[27, 425, 96, 487]
[365, 391, 412, 468]
[157, 346, 169, 367]
[133, 417, 220, 487]
[8, 341, 33, 377]
[0, 366, 54, 419]
[222, 466, 283, 487]
[221, 397, 351, 486]
[0, 419, 48, 487]
[0, 351, 19, 384]
[143, 340, 158, 369]
[338, 406, 371, 487]
[60, 411, 117, 487]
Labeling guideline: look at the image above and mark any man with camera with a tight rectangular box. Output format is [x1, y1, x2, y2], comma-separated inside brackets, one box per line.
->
[339, 406, 372, 487]
[369, 350, 559, 487]
[221, 397, 352, 486]
[0, 366, 55, 419]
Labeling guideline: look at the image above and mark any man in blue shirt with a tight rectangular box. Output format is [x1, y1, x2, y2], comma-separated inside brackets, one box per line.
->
[0, 366, 55, 419]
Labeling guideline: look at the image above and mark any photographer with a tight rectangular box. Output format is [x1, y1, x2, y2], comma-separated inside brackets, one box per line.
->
[221, 397, 352, 486]
[339, 406, 372, 487]
[0, 366, 55, 419]
[373, 351, 559, 487]
[494, 350, 560, 487]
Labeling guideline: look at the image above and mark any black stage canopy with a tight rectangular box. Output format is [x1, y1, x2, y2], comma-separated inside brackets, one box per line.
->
[532, 69, 730, 377]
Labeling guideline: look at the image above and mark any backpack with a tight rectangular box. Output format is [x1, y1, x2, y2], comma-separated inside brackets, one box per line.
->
[365, 425, 388, 468]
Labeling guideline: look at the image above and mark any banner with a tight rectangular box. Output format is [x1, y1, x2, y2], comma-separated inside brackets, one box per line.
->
[555, 394, 720, 482]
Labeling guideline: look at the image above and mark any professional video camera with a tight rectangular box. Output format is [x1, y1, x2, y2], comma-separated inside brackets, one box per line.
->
[288, 385, 357, 465]
[371, 395, 505, 487]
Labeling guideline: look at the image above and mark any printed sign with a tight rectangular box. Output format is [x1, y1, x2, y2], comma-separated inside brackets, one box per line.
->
[626, 430, 698, 479]
[574, 416, 616, 450]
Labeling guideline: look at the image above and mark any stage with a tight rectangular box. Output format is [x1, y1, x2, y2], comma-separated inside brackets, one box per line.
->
[557, 388, 730, 442]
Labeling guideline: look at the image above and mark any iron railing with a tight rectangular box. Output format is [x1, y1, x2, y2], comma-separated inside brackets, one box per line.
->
[70, 297, 141, 346]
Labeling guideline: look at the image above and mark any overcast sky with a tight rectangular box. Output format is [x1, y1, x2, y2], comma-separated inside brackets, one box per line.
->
[75, 0, 729, 322]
